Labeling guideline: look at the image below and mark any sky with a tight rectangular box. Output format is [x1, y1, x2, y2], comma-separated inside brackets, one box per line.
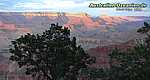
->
[0, 0, 150, 16]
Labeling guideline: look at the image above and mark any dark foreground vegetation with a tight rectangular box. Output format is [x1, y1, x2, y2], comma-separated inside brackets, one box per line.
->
[9, 22, 150, 80]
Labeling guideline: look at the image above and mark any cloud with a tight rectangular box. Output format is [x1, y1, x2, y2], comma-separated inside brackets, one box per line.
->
[0, 0, 149, 16]
[15, 2, 44, 9]
[14, 0, 90, 9]
[0, 3, 4, 6]
[44, 0, 89, 8]
[13, 0, 135, 10]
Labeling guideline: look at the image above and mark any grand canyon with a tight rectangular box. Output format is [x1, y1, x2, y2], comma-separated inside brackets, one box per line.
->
[0, 12, 149, 79]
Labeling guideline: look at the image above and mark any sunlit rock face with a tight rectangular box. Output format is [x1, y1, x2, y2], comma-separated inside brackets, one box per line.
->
[0, 12, 149, 50]
[0, 12, 149, 79]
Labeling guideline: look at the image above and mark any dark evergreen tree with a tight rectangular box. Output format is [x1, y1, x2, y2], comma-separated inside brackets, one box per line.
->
[107, 22, 150, 80]
[9, 23, 95, 80]
[82, 22, 150, 80]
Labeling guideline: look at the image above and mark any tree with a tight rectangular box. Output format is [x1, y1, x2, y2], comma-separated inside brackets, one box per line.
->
[83, 22, 150, 80]
[79, 68, 108, 80]
[9, 23, 95, 80]
[106, 22, 150, 80]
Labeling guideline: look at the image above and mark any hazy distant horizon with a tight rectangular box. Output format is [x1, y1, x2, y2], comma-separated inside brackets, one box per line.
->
[0, 0, 149, 16]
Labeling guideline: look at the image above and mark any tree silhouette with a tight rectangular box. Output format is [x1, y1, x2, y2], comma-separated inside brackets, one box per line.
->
[83, 22, 150, 80]
[9, 23, 95, 80]
[107, 22, 150, 80]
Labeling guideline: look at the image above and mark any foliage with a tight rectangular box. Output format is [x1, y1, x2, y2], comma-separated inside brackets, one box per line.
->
[9, 23, 95, 80]
[107, 22, 150, 80]
[82, 22, 150, 80]
[80, 68, 108, 80]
